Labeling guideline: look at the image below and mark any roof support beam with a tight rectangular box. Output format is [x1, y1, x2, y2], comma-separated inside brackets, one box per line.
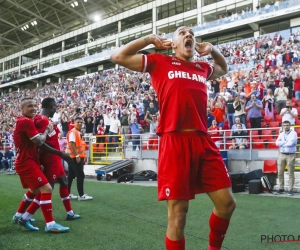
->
[31, 0, 86, 23]
[54, 0, 88, 22]
[0, 36, 21, 46]
[0, 17, 42, 40]
[14, 31, 23, 46]
[6, 0, 62, 31]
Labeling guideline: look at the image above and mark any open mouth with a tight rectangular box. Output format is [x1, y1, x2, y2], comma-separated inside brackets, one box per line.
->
[185, 40, 192, 50]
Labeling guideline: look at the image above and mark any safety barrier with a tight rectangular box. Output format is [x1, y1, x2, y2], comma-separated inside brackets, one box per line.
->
[82, 126, 300, 164]
[89, 135, 125, 164]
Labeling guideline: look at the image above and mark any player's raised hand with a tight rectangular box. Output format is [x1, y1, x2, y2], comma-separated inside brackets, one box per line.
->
[195, 42, 213, 57]
[151, 36, 172, 50]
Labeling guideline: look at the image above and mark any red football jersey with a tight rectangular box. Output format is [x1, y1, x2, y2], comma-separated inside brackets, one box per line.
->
[34, 114, 61, 163]
[13, 116, 40, 171]
[141, 54, 214, 135]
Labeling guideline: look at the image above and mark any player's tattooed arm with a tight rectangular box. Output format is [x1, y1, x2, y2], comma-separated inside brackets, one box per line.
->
[144, 36, 151, 45]
[31, 127, 51, 146]
[110, 34, 171, 72]
[209, 47, 228, 80]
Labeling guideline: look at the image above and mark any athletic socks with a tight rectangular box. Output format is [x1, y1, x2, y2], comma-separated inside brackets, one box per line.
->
[59, 186, 73, 213]
[16, 190, 36, 214]
[208, 212, 230, 250]
[23, 192, 41, 219]
[165, 236, 185, 250]
[40, 193, 54, 223]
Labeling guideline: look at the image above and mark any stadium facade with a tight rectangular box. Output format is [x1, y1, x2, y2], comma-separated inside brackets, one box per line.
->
[0, 0, 300, 94]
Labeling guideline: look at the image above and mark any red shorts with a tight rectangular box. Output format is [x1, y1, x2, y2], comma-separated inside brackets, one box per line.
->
[158, 131, 231, 201]
[41, 159, 66, 183]
[16, 161, 49, 190]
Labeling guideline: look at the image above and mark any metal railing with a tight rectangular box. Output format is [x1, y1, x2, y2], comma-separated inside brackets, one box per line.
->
[85, 126, 300, 163]
[89, 135, 125, 164]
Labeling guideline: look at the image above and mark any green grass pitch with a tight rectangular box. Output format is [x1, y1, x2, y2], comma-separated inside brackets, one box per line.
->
[0, 174, 300, 250]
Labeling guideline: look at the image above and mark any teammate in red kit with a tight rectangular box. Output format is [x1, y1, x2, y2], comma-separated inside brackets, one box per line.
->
[15, 98, 80, 222]
[12, 98, 70, 233]
[111, 27, 236, 250]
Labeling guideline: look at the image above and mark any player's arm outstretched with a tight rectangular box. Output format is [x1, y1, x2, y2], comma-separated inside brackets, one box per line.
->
[195, 42, 228, 80]
[110, 34, 171, 72]
[31, 125, 52, 146]
[31, 125, 70, 161]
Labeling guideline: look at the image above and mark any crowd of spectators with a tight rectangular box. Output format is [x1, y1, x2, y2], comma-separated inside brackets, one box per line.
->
[0, 30, 299, 152]
[198, 0, 298, 31]
[0, 68, 159, 151]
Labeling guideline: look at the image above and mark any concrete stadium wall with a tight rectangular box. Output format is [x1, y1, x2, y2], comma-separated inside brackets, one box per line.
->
[130, 149, 279, 173]
[131, 159, 266, 174]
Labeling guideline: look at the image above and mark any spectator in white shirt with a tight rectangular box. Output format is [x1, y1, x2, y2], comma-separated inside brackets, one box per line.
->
[108, 113, 121, 151]
[274, 81, 288, 114]
[219, 86, 231, 101]
[279, 99, 298, 125]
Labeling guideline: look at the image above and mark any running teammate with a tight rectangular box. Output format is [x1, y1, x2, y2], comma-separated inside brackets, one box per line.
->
[12, 98, 70, 233]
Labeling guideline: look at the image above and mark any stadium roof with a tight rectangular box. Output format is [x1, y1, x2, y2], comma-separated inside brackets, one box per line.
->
[0, 0, 152, 59]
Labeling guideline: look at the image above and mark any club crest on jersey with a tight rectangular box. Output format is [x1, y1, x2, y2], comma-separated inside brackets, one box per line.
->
[38, 177, 42, 181]
[53, 175, 56, 180]
[165, 188, 170, 197]
[168, 70, 207, 83]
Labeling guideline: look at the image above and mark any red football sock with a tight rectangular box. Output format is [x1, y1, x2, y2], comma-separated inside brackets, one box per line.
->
[59, 186, 72, 212]
[17, 190, 36, 213]
[40, 193, 54, 223]
[208, 212, 230, 250]
[165, 236, 185, 250]
[26, 192, 41, 215]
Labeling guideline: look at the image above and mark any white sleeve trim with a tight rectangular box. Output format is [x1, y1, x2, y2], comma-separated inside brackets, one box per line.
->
[69, 132, 76, 142]
[30, 134, 40, 140]
[143, 55, 148, 73]
[208, 64, 214, 79]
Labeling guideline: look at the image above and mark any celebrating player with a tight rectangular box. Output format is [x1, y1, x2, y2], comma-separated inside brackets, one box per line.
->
[111, 27, 236, 250]
[15, 97, 81, 222]
[12, 98, 70, 233]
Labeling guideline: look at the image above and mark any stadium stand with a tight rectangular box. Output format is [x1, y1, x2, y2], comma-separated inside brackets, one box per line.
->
[1, 0, 300, 162]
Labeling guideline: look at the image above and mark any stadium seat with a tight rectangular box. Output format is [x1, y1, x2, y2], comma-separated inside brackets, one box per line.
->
[295, 128, 300, 135]
[262, 130, 272, 139]
[268, 142, 279, 149]
[250, 130, 259, 139]
[252, 139, 265, 149]
[252, 142, 265, 149]
[263, 116, 273, 123]
[297, 107, 300, 114]
[225, 131, 231, 138]
[261, 122, 266, 128]
[261, 109, 265, 117]
[296, 120, 300, 126]
[142, 142, 148, 150]
[263, 160, 277, 174]
[98, 143, 105, 152]
[148, 137, 158, 150]
[269, 122, 280, 128]
[92, 144, 99, 152]
[275, 115, 282, 122]
[247, 123, 251, 128]
[225, 142, 231, 150]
